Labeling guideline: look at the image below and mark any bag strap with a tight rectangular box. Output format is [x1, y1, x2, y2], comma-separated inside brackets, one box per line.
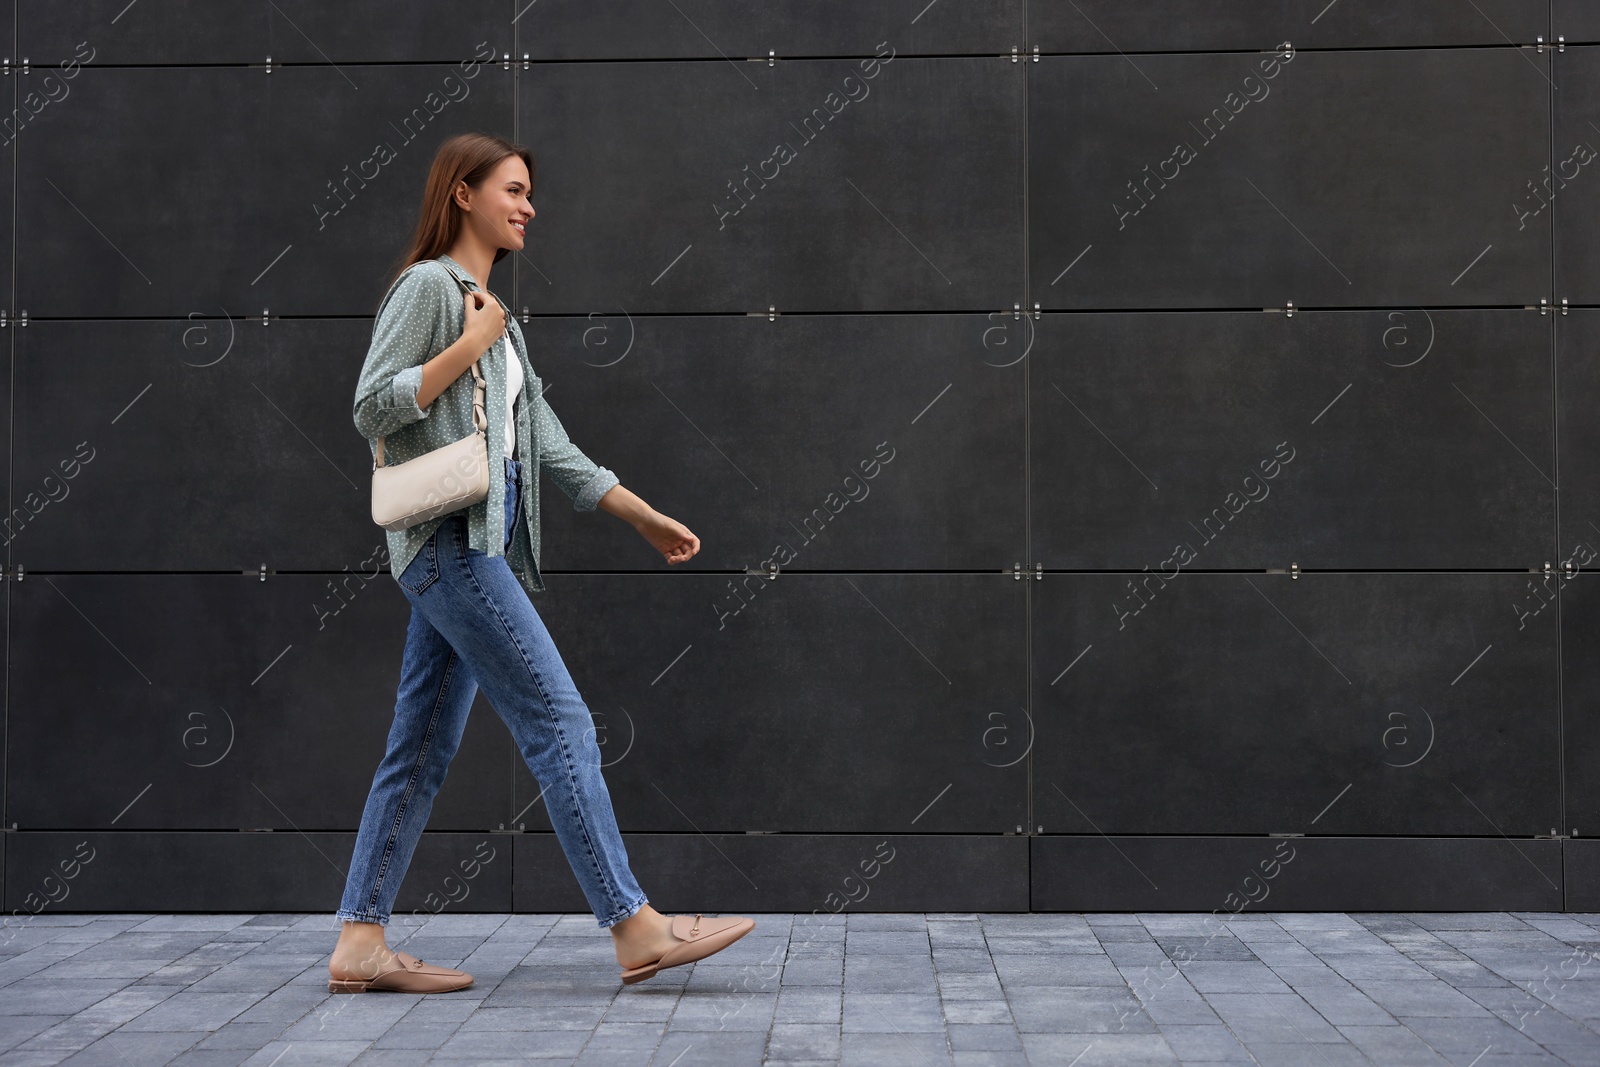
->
[374, 261, 488, 469]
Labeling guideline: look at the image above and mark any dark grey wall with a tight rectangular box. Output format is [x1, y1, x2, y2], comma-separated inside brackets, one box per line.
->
[4, 1, 1596, 919]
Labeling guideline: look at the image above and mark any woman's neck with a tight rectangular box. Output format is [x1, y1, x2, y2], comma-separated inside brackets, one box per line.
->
[443, 239, 496, 290]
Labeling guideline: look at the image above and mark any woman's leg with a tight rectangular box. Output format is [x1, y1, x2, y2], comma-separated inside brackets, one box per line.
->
[330, 587, 479, 979]
[406, 510, 650, 930]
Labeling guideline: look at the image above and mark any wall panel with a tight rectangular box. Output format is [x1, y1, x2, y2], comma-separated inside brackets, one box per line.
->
[1029, 48, 1550, 309]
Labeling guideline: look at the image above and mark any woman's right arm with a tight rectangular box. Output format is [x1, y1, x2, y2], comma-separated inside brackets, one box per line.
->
[352, 266, 502, 440]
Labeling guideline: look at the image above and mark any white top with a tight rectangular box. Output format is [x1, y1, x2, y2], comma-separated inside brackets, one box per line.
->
[503, 335, 522, 459]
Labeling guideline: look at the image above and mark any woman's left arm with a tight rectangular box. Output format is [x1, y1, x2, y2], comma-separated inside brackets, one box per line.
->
[531, 382, 701, 565]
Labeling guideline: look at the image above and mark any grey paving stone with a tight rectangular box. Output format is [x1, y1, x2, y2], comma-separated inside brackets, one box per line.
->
[1090, 925, 1156, 944]
[650, 1028, 770, 1064]
[782, 938, 845, 965]
[2, 982, 132, 1017]
[59, 1031, 204, 1066]
[946, 1022, 1021, 1051]
[1007, 987, 1155, 1034]
[1352, 978, 1497, 1017]
[1315, 952, 1438, 982]
[840, 992, 942, 1033]
[73, 935, 215, 962]
[838, 1030, 953, 1066]
[666, 993, 775, 1031]
[571, 1050, 651, 1067]
[845, 930, 930, 956]
[940, 1001, 1016, 1026]
[931, 948, 1002, 973]
[928, 926, 987, 948]
[1103, 943, 1169, 967]
[684, 962, 778, 996]
[1397, 1013, 1548, 1057]
[845, 914, 929, 932]
[1202, 992, 1345, 1045]
[229, 986, 341, 1027]
[840, 954, 937, 994]
[128, 918, 251, 935]
[780, 953, 844, 991]
[1235, 1041, 1371, 1065]
[396, 998, 484, 1025]
[991, 953, 1123, 987]
[29, 960, 170, 982]
[1155, 935, 1258, 963]
[949, 1052, 1031, 1066]
[350, 1052, 433, 1067]
[1178, 961, 1294, 995]
[1281, 978, 1394, 1026]
[168, 1050, 253, 1066]
[13, 1020, 115, 1055]
[368, 1021, 462, 1049]
[459, 1004, 604, 1032]
[1156, 1022, 1251, 1060]
[1334, 1023, 1454, 1065]
[0, 1018, 67, 1056]
[237, 1040, 372, 1065]
[183, 963, 313, 995]
[1407, 915, 1534, 932]
[1419, 958, 1521, 987]
[764, 1022, 840, 1061]
[47, 924, 142, 946]
[988, 935, 1105, 958]
[771, 988, 840, 1026]
[577, 1021, 662, 1050]
[72, 987, 186, 1028]
[480, 965, 619, 1006]
[0, 1051, 72, 1067]
[936, 972, 1005, 998]
[1246, 941, 1324, 968]
[278, 995, 413, 1041]
[116, 991, 258, 1033]
[193, 1023, 288, 1051]
[1223, 920, 1298, 945]
[1138, 995, 1223, 1027]
[1018, 1032, 1177, 1066]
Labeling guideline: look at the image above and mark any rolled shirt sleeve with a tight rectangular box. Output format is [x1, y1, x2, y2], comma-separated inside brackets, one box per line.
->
[352, 265, 445, 441]
[388, 363, 428, 424]
[535, 389, 619, 511]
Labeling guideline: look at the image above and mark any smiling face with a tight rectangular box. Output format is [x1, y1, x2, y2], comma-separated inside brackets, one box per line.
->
[459, 153, 535, 252]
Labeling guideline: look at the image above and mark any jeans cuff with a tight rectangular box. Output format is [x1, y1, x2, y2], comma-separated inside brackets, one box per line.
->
[595, 895, 648, 929]
[334, 910, 389, 927]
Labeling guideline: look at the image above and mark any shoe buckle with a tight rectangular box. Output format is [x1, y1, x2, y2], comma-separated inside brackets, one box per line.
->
[690, 913, 701, 935]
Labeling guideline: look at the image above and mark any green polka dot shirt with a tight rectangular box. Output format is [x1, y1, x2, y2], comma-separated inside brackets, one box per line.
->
[353, 253, 619, 594]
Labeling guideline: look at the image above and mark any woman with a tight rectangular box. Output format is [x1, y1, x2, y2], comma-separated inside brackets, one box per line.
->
[332, 132, 753, 993]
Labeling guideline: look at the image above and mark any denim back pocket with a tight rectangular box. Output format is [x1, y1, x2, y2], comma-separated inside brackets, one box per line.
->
[396, 529, 440, 596]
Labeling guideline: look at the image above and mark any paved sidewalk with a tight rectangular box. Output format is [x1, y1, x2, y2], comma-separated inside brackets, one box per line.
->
[0, 912, 1597, 1065]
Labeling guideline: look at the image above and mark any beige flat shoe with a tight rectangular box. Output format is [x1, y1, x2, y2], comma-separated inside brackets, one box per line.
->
[619, 912, 755, 985]
[327, 949, 474, 994]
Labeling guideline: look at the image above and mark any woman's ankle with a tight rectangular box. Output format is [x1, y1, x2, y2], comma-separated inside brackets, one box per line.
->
[333, 919, 388, 954]
[609, 902, 662, 939]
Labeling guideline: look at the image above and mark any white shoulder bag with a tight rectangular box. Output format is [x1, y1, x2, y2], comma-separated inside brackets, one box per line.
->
[370, 262, 495, 532]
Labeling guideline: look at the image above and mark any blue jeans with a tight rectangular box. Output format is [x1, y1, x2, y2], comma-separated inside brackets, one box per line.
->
[336, 455, 648, 929]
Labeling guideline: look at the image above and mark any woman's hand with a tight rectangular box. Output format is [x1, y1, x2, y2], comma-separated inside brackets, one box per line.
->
[462, 290, 507, 352]
[634, 512, 700, 565]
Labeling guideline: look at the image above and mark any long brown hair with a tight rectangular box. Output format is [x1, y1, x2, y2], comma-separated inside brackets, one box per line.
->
[375, 132, 536, 312]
